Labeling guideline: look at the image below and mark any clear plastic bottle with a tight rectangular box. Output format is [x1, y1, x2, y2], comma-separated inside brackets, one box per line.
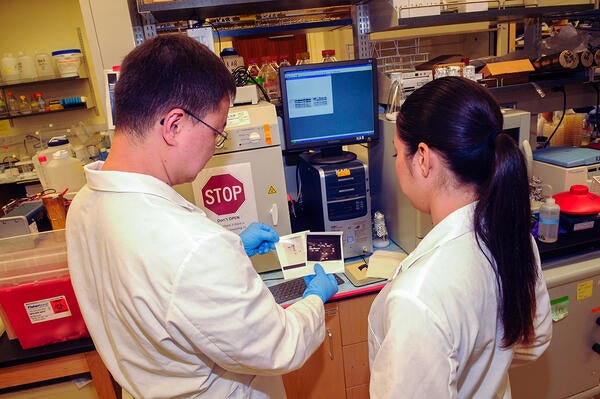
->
[278, 54, 291, 68]
[34, 50, 55, 78]
[19, 95, 32, 115]
[17, 52, 38, 80]
[296, 52, 311, 65]
[259, 56, 280, 103]
[321, 49, 337, 62]
[45, 149, 86, 193]
[6, 91, 19, 115]
[538, 197, 560, 243]
[1, 53, 19, 82]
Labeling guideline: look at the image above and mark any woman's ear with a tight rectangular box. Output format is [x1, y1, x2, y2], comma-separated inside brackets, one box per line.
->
[416, 142, 431, 178]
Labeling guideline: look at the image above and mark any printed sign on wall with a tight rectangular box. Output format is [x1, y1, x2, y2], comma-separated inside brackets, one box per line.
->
[192, 163, 259, 234]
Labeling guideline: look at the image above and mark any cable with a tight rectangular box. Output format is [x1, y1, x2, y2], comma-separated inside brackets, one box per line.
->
[231, 66, 250, 87]
[295, 161, 303, 205]
[542, 87, 567, 148]
[230, 66, 271, 102]
[593, 83, 600, 137]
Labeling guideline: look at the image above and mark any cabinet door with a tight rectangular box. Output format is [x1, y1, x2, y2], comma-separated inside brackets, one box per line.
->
[339, 293, 376, 395]
[339, 294, 376, 346]
[282, 303, 345, 399]
[509, 275, 600, 398]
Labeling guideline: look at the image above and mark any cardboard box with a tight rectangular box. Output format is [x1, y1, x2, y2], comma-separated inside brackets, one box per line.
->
[394, 0, 440, 18]
[0, 230, 89, 349]
[458, 0, 488, 13]
[481, 59, 534, 86]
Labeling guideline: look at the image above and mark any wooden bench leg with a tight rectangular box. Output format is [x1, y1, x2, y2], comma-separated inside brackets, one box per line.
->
[85, 351, 121, 399]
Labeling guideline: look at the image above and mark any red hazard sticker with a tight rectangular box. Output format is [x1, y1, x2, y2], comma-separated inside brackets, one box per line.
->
[50, 297, 70, 313]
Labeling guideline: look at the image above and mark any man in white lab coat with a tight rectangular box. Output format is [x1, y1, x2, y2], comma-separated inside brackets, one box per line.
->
[66, 35, 338, 399]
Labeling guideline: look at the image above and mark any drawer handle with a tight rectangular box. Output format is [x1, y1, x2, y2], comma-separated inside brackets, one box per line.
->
[327, 328, 334, 360]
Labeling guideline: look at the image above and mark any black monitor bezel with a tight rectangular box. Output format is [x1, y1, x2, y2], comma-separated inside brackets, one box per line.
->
[279, 58, 379, 159]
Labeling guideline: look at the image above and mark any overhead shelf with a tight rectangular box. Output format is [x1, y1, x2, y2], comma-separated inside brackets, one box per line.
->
[368, 1, 596, 34]
[137, 0, 358, 22]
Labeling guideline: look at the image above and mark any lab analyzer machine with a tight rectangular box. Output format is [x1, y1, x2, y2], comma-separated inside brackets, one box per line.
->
[370, 108, 531, 252]
[191, 101, 291, 273]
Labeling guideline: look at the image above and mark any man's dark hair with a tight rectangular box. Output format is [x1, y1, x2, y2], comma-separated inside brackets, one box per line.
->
[114, 35, 236, 137]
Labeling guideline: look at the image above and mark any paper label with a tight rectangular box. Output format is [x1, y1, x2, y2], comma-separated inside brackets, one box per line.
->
[24, 295, 72, 324]
[577, 280, 594, 301]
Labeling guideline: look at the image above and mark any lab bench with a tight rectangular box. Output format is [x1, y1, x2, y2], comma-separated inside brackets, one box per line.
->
[0, 334, 120, 398]
[1, 246, 597, 399]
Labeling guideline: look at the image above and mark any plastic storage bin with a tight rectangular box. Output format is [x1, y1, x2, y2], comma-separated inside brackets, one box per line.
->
[0, 230, 89, 349]
[51, 49, 82, 78]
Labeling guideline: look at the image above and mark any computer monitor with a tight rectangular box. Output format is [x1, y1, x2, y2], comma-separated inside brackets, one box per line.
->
[279, 58, 379, 164]
[103, 69, 119, 130]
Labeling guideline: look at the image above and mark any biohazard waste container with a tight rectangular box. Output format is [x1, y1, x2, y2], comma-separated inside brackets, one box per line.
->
[0, 229, 89, 349]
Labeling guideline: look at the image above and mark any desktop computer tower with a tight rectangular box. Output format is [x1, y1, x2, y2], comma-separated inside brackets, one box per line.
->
[298, 153, 373, 258]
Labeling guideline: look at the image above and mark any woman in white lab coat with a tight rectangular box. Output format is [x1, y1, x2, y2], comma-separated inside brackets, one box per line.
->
[368, 76, 552, 398]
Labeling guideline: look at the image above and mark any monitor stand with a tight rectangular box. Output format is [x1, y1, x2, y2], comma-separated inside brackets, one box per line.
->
[308, 147, 357, 165]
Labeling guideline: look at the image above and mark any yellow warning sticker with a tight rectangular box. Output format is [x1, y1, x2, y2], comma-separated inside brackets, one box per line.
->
[336, 169, 351, 177]
[268, 186, 277, 194]
[577, 280, 593, 301]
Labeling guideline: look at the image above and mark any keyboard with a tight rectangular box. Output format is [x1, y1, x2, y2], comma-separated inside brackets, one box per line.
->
[268, 274, 344, 304]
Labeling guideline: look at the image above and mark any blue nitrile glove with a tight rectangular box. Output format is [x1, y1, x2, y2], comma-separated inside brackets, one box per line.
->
[303, 264, 339, 303]
[239, 222, 279, 257]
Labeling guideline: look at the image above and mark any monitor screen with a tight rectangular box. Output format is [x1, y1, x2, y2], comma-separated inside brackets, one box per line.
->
[104, 69, 119, 130]
[280, 58, 378, 164]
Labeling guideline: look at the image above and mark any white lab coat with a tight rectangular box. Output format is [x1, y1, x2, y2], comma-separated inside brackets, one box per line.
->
[66, 162, 326, 399]
[368, 203, 552, 398]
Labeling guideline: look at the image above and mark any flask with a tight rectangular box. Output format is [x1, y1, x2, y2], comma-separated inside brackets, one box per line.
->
[321, 49, 337, 62]
[538, 197, 560, 243]
[259, 56, 280, 103]
[373, 211, 390, 248]
[45, 149, 86, 194]
[246, 58, 261, 84]
[296, 52, 311, 65]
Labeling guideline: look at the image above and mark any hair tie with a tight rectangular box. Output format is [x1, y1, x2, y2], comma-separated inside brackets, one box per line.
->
[488, 128, 503, 146]
[490, 128, 503, 139]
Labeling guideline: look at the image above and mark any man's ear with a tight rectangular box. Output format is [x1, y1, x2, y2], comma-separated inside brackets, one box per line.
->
[161, 109, 185, 146]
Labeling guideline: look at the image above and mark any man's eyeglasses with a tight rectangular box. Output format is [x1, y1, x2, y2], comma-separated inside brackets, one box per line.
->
[160, 108, 228, 148]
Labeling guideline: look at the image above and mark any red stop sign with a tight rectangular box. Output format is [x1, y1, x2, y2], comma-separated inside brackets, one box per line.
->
[201, 174, 246, 215]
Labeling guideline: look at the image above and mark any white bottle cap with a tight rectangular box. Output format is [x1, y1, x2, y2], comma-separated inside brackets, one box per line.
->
[545, 197, 556, 205]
